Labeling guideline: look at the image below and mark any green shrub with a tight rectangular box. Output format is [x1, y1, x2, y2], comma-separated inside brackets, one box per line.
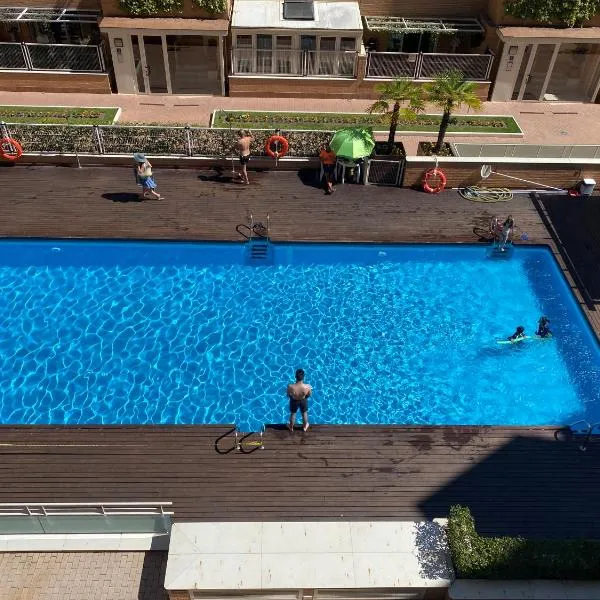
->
[119, 0, 183, 16]
[448, 505, 600, 580]
[193, 0, 226, 13]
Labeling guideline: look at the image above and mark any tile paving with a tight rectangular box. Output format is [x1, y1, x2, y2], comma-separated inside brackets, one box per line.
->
[0, 551, 167, 600]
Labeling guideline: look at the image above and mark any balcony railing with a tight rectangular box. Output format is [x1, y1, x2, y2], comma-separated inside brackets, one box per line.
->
[367, 51, 493, 81]
[0, 42, 105, 73]
[232, 48, 357, 78]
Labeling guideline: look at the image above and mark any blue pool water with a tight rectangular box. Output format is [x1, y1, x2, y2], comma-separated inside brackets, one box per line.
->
[0, 240, 599, 431]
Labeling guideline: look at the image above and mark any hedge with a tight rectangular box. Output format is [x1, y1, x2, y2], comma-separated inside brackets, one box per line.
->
[1, 124, 333, 158]
[447, 505, 600, 580]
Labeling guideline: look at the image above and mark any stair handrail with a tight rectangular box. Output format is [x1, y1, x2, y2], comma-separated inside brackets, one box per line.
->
[233, 423, 266, 451]
[579, 421, 600, 452]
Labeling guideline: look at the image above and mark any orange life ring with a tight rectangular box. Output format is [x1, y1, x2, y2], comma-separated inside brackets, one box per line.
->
[265, 135, 289, 159]
[0, 137, 23, 162]
[422, 167, 447, 194]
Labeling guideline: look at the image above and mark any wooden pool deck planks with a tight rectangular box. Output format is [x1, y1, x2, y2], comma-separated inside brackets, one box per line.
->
[0, 165, 599, 540]
[0, 424, 599, 539]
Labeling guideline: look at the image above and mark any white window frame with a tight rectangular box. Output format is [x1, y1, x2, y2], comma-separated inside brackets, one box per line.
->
[231, 30, 359, 76]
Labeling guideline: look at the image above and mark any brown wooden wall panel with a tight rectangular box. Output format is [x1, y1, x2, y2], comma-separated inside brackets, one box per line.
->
[403, 159, 600, 189]
[99, 0, 229, 18]
[229, 78, 491, 100]
[0, 71, 111, 93]
[359, 0, 487, 18]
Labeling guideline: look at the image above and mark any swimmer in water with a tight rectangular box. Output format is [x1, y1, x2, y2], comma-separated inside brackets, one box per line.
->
[536, 316, 552, 338]
[507, 326, 526, 342]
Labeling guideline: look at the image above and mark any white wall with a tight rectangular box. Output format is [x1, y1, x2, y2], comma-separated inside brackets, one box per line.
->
[106, 31, 138, 94]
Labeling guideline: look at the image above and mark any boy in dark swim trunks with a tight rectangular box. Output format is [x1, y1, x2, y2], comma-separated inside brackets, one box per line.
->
[508, 326, 526, 341]
[536, 316, 552, 338]
[287, 368, 312, 432]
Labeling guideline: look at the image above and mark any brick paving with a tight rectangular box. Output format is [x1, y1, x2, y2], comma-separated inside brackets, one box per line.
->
[1, 91, 599, 154]
[0, 551, 168, 600]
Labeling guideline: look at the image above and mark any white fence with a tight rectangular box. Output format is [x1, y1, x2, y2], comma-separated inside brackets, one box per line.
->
[452, 143, 600, 159]
[232, 48, 357, 78]
[0, 42, 105, 72]
[367, 52, 493, 81]
[0, 502, 173, 535]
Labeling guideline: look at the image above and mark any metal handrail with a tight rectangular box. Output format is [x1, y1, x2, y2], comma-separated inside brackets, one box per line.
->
[234, 423, 266, 451]
[579, 422, 600, 451]
[569, 419, 591, 434]
[0, 501, 174, 516]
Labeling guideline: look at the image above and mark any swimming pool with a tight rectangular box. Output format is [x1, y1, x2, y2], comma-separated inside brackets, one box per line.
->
[0, 240, 598, 431]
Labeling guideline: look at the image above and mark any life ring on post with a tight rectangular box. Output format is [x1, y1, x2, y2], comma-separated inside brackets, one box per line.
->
[0, 137, 23, 162]
[422, 167, 447, 194]
[265, 135, 289, 159]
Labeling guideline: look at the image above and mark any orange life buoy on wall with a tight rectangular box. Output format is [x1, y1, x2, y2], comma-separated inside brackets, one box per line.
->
[0, 137, 23, 162]
[265, 135, 289, 159]
[422, 167, 447, 193]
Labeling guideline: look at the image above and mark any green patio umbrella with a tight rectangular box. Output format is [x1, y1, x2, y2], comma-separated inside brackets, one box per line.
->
[329, 127, 375, 160]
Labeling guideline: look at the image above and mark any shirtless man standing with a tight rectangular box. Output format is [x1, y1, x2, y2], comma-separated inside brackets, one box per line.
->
[236, 130, 253, 185]
[287, 368, 312, 432]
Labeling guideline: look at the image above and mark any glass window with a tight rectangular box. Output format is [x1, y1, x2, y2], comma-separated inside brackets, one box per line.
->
[256, 34, 273, 50]
[256, 34, 273, 73]
[545, 43, 600, 102]
[276, 35, 292, 49]
[320, 37, 336, 52]
[275, 36, 294, 74]
[236, 35, 252, 48]
[167, 35, 220, 94]
[340, 37, 356, 51]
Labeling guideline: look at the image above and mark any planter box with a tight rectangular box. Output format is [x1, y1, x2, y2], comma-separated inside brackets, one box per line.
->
[373, 141, 405, 160]
[417, 141, 454, 157]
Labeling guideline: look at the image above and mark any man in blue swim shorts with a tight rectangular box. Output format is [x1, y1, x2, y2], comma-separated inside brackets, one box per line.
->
[287, 368, 312, 432]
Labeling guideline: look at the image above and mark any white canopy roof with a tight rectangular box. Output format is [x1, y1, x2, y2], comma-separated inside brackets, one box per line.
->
[232, 0, 363, 31]
[165, 521, 453, 590]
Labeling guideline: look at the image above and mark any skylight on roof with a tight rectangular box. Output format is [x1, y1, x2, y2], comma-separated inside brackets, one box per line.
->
[283, 0, 315, 20]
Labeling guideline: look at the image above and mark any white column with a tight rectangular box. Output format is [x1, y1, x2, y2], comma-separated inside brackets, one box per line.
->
[538, 43, 560, 100]
[218, 35, 226, 96]
[517, 43, 538, 100]
[161, 33, 172, 94]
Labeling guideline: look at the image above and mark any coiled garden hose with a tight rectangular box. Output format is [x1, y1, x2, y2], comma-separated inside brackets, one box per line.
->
[458, 186, 513, 203]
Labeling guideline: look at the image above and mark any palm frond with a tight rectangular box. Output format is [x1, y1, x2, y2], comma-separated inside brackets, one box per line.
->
[367, 100, 391, 115]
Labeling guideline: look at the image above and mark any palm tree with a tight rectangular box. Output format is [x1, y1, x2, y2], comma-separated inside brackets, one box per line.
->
[425, 70, 482, 154]
[367, 78, 424, 153]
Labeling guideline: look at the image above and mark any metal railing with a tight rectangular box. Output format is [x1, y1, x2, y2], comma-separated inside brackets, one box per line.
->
[231, 48, 357, 78]
[0, 42, 105, 72]
[0, 501, 174, 516]
[452, 143, 600, 159]
[367, 51, 493, 81]
[1, 122, 334, 157]
[0, 42, 28, 69]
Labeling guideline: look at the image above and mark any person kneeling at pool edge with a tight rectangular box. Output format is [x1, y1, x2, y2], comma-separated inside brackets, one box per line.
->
[508, 326, 526, 341]
[536, 316, 552, 338]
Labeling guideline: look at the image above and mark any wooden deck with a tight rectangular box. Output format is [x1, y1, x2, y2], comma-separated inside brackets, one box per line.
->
[1, 165, 599, 540]
[0, 424, 598, 539]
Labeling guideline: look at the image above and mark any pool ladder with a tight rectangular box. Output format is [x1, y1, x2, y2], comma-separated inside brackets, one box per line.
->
[234, 424, 266, 452]
[568, 420, 600, 451]
[236, 213, 272, 265]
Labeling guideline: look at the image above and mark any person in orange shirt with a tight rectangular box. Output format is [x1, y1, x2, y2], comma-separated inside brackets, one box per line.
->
[319, 143, 337, 195]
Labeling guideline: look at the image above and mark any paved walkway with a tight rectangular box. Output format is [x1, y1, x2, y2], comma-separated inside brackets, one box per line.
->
[0, 551, 167, 600]
[1, 91, 599, 154]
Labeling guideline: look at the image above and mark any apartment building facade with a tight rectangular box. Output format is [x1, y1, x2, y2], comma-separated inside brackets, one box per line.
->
[0, 0, 598, 102]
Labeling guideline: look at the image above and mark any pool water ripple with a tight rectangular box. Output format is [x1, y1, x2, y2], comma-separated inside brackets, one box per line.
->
[0, 242, 599, 431]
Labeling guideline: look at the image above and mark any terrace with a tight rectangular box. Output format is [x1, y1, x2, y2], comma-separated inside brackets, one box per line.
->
[1, 166, 599, 600]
